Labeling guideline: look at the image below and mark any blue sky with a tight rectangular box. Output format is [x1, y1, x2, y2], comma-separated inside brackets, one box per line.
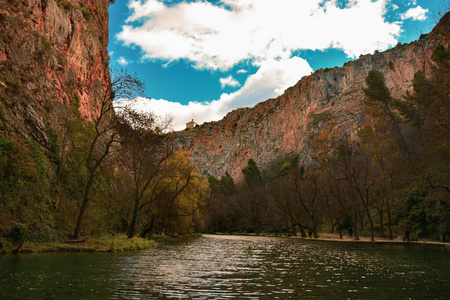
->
[109, 0, 447, 130]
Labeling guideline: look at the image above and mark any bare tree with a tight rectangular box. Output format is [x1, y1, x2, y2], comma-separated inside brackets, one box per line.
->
[71, 70, 147, 238]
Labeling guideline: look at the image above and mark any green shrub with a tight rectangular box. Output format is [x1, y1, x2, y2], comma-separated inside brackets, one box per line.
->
[6, 223, 27, 244]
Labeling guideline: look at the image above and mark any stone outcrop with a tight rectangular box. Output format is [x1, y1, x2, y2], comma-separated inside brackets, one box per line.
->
[0, 0, 110, 144]
[176, 12, 450, 182]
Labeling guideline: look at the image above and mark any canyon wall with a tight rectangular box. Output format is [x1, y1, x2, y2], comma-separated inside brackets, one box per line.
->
[176, 12, 450, 182]
[0, 0, 110, 144]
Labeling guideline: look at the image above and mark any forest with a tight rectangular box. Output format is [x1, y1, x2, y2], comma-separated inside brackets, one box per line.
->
[205, 45, 450, 242]
[0, 45, 449, 253]
[0, 70, 208, 252]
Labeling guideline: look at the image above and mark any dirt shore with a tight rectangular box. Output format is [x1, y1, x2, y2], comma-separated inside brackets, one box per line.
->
[309, 233, 448, 247]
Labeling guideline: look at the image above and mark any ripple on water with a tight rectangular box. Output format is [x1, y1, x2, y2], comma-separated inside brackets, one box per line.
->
[0, 235, 447, 299]
[105, 235, 450, 299]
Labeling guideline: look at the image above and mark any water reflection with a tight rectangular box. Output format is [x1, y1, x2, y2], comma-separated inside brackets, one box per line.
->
[0, 235, 448, 299]
[109, 235, 449, 299]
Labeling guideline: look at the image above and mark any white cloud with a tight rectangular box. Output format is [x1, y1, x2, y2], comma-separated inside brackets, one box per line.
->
[220, 75, 240, 88]
[400, 6, 428, 21]
[114, 0, 406, 129]
[115, 57, 313, 130]
[117, 57, 130, 66]
[118, 0, 401, 70]
[392, 4, 399, 10]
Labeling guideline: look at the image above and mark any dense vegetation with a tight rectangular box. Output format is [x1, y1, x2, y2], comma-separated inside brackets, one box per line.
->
[0, 45, 448, 253]
[204, 45, 449, 242]
[0, 71, 208, 253]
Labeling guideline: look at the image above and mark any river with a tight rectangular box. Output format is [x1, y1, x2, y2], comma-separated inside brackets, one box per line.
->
[0, 234, 448, 299]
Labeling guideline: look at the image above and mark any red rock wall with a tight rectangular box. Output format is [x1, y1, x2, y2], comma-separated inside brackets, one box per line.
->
[0, 0, 110, 142]
[176, 13, 450, 182]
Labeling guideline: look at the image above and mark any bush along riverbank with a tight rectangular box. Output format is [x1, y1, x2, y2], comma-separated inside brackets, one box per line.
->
[0, 234, 156, 254]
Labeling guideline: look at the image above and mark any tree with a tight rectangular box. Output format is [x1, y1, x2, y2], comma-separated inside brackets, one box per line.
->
[240, 159, 266, 233]
[357, 121, 401, 239]
[397, 45, 450, 241]
[290, 169, 324, 238]
[69, 70, 147, 239]
[402, 46, 450, 196]
[242, 159, 263, 187]
[0, 136, 51, 251]
[309, 120, 360, 239]
[219, 171, 235, 196]
[271, 177, 308, 237]
[115, 106, 173, 238]
[348, 155, 377, 241]
[206, 172, 237, 233]
[139, 151, 209, 238]
[363, 69, 411, 159]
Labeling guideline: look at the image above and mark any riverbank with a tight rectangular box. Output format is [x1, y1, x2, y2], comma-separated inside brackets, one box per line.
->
[302, 233, 449, 249]
[212, 232, 449, 249]
[0, 234, 156, 254]
[312, 233, 446, 244]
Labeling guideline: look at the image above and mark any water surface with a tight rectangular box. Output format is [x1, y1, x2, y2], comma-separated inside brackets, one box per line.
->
[0, 235, 448, 299]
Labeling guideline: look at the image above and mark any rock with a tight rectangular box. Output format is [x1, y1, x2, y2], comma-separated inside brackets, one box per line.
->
[0, 0, 110, 143]
[175, 12, 450, 182]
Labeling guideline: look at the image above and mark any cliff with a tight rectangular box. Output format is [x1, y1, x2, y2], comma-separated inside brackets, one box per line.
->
[176, 12, 450, 182]
[0, 0, 110, 144]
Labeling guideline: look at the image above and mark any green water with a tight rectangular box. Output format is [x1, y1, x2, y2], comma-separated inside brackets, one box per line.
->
[0, 235, 449, 299]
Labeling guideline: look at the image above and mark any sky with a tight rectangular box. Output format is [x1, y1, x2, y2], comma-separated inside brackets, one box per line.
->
[108, 0, 448, 130]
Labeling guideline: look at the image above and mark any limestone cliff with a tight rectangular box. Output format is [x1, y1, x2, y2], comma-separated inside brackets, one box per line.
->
[176, 12, 450, 182]
[0, 0, 110, 144]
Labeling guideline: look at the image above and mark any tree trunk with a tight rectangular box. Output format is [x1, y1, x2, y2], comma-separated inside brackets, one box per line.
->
[352, 206, 359, 240]
[359, 208, 365, 229]
[299, 226, 307, 237]
[140, 226, 151, 238]
[350, 193, 359, 241]
[366, 208, 375, 241]
[128, 206, 139, 238]
[73, 204, 87, 239]
[386, 196, 393, 240]
[352, 222, 359, 241]
[12, 232, 27, 254]
[312, 223, 319, 238]
[378, 206, 384, 238]
[128, 189, 141, 238]
[140, 219, 155, 239]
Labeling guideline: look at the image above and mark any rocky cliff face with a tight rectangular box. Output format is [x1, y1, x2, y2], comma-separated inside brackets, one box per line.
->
[176, 12, 450, 182]
[0, 0, 110, 144]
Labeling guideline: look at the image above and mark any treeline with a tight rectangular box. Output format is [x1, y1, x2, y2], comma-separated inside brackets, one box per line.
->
[205, 45, 449, 242]
[0, 70, 208, 251]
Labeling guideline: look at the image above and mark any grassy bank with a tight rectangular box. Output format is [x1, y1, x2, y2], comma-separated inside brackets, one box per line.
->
[1, 234, 156, 254]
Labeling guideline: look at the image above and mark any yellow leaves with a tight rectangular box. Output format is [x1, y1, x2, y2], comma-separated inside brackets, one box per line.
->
[139, 149, 209, 235]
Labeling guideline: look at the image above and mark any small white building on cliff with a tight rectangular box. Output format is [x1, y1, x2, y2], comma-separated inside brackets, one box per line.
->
[186, 119, 198, 129]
